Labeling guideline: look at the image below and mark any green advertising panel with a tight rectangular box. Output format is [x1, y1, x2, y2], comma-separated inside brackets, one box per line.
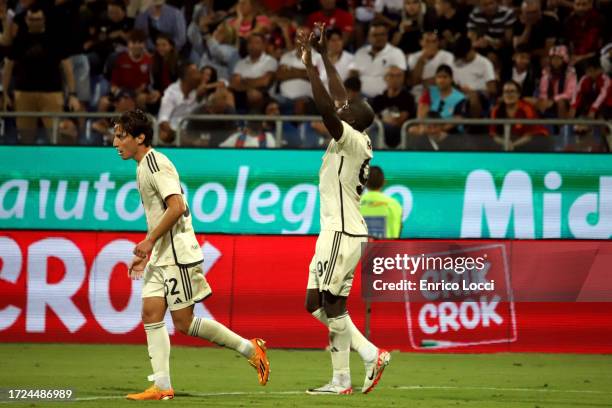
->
[0, 147, 610, 239]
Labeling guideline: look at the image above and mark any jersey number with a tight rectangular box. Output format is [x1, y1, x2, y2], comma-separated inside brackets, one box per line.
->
[356, 159, 370, 195]
[316, 261, 329, 278]
[164, 278, 180, 296]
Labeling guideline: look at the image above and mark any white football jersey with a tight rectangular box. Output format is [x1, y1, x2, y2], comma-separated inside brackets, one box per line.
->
[136, 149, 203, 267]
[319, 121, 373, 236]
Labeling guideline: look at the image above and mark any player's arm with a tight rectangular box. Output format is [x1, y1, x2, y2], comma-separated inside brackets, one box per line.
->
[298, 30, 343, 141]
[133, 194, 185, 258]
[312, 23, 348, 105]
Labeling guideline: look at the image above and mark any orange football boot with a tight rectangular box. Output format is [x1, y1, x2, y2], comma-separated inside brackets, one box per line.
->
[126, 385, 174, 400]
[248, 338, 271, 385]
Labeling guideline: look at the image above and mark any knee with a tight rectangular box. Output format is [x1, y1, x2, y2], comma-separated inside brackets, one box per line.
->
[141, 308, 162, 324]
[172, 315, 193, 335]
[327, 315, 347, 333]
[305, 299, 319, 314]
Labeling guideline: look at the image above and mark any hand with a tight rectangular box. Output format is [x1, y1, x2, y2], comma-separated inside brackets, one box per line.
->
[68, 95, 80, 112]
[310, 22, 327, 54]
[587, 110, 596, 119]
[146, 90, 161, 104]
[128, 255, 147, 280]
[2, 95, 12, 111]
[133, 237, 154, 258]
[295, 29, 313, 67]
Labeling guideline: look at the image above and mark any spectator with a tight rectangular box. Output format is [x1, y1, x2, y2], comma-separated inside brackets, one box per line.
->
[106, 29, 156, 111]
[275, 40, 321, 114]
[467, 0, 516, 67]
[372, 65, 416, 147]
[512, 0, 560, 61]
[185, 90, 238, 147]
[374, 0, 405, 30]
[228, 0, 271, 43]
[197, 21, 240, 82]
[135, 0, 186, 52]
[501, 44, 538, 100]
[570, 57, 611, 119]
[433, 0, 469, 49]
[407, 30, 454, 97]
[352, 0, 376, 48]
[601, 43, 612, 76]
[490, 80, 551, 151]
[350, 20, 407, 98]
[152, 33, 179, 96]
[84, 0, 134, 76]
[158, 61, 203, 144]
[90, 89, 138, 145]
[262, 99, 303, 147]
[412, 64, 465, 138]
[230, 32, 278, 113]
[186, 1, 228, 60]
[266, 16, 296, 61]
[563, 0, 605, 65]
[392, 0, 437, 55]
[360, 166, 403, 238]
[198, 65, 233, 103]
[417, 64, 465, 120]
[306, 0, 354, 45]
[2, 7, 80, 144]
[220, 121, 277, 148]
[450, 35, 497, 113]
[537, 45, 576, 118]
[317, 27, 355, 86]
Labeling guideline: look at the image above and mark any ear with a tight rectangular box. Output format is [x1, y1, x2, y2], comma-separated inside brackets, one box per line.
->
[136, 133, 146, 145]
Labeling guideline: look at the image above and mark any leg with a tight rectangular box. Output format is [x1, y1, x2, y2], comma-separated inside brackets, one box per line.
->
[169, 264, 270, 386]
[13, 91, 38, 144]
[39, 92, 65, 144]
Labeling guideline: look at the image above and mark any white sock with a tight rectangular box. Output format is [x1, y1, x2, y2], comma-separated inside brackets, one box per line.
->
[188, 317, 254, 359]
[312, 308, 378, 363]
[144, 322, 171, 390]
[328, 314, 351, 387]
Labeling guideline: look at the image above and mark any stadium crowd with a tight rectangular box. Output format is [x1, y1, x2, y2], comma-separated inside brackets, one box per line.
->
[0, 0, 610, 150]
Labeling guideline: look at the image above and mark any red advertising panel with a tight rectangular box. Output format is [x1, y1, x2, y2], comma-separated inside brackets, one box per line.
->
[0, 231, 611, 353]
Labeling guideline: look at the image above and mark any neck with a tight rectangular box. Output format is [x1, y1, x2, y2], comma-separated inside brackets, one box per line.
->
[180, 80, 192, 96]
[506, 102, 518, 114]
[440, 86, 452, 96]
[444, 8, 456, 18]
[134, 147, 152, 163]
[130, 52, 143, 61]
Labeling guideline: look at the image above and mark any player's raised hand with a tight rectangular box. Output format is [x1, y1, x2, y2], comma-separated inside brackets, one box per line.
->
[311, 22, 327, 54]
[296, 29, 313, 67]
[128, 255, 147, 280]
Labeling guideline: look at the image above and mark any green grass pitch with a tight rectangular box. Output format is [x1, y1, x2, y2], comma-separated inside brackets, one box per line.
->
[1, 344, 611, 407]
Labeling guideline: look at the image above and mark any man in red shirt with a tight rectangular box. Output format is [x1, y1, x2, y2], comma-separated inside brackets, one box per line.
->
[306, 0, 354, 45]
[101, 29, 159, 111]
[563, 0, 605, 65]
[571, 57, 612, 120]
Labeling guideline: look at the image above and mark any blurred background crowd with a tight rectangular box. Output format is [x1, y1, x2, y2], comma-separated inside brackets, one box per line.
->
[0, 0, 610, 150]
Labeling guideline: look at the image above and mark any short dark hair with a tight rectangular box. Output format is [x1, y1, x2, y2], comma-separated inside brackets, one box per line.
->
[116, 110, 153, 146]
[583, 55, 601, 70]
[128, 29, 147, 43]
[350, 98, 375, 132]
[436, 64, 453, 78]
[452, 35, 472, 60]
[514, 43, 532, 55]
[107, 0, 126, 10]
[366, 166, 384, 190]
[155, 32, 175, 47]
[370, 19, 389, 31]
[344, 76, 361, 92]
[177, 60, 196, 80]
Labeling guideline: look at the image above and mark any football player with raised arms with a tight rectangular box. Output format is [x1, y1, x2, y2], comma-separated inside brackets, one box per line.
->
[112, 110, 270, 400]
[296, 24, 391, 395]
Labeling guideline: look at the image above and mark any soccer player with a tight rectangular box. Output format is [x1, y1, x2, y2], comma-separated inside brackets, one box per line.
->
[296, 24, 390, 395]
[112, 110, 270, 400]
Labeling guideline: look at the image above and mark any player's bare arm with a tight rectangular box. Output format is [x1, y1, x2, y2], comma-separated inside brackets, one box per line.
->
[296, 30, 343, 141]
[311, 23, 348, 106]
[133, 194, 186, 258]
